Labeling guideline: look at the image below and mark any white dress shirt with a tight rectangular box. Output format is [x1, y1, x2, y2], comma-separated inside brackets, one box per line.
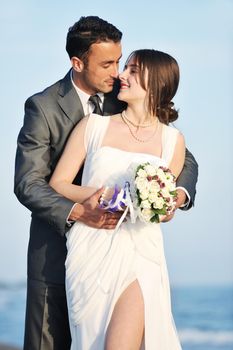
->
[67, 71, 104, 225]
[71, 70, 104, 115]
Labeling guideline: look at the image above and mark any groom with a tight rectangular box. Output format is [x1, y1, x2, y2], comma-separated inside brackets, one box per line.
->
[14, 16, 198, 350]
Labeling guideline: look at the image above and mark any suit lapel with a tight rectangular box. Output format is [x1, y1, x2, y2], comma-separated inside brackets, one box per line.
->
[57, 70, 85, 125]
[57, 73, 126, 120]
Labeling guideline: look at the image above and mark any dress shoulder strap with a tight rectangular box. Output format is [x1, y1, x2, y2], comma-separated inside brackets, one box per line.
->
[84, 114, 110, 153]
[161, 124, 180, 166]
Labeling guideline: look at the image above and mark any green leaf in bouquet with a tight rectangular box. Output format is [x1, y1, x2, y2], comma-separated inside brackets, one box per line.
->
[170, 190, 177, 196]
[150, 214, 160, 223]
[136, 189, 142, 205]
[136, 163, 148, 175]
[154, 208, 167, 215]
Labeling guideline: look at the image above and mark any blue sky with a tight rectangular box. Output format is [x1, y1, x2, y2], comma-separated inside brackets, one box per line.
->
[1, 0, 232, 286]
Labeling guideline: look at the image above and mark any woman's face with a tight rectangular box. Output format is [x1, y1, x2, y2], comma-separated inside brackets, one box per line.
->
[118, 55, 147, 103]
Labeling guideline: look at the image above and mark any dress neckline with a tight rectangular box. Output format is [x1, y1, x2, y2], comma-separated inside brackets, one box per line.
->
[98, 145, 164, 163]
[99, 116, 165, 160]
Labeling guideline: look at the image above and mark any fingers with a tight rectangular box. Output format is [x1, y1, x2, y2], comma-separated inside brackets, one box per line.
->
[161, 212, 175, 223]
[79, 205, 125, 229]
[92, 187, 105, 200]
[94, 211, 125, 230]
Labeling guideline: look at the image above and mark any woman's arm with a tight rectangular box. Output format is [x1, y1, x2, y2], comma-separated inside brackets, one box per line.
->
[49, 116, 96, 203]
[169, 132, 186, 179]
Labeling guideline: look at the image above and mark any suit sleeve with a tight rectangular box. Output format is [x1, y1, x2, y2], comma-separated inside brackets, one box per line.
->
[176, 148, 198, 210]
[14, 96, 75, 236]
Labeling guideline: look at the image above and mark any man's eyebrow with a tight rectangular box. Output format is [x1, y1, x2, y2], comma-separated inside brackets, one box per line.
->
[101, 55, 122, 64]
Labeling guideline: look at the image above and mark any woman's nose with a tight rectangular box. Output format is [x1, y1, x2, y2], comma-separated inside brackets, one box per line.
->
[119, 70, 127, 80]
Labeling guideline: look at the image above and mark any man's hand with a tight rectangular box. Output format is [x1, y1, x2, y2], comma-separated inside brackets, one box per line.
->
[175, 188, 187, 208]
[68, 188, 123, 229]
[160, 188, 187, 223]
[160, 212, 175, 223]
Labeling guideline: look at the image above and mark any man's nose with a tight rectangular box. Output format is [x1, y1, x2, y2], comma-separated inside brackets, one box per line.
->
[110, 64, 119, 78]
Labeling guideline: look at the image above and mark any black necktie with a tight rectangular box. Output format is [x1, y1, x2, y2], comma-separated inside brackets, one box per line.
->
[89, 95, 103, 115]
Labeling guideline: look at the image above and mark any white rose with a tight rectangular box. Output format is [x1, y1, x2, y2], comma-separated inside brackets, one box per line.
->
[135, 177, 149, 192]
[161, 188, 170, 198]
[140, 200, 151, 209]
[144, 164, 157, 177]
[140, 208, 154, 222]
[135, 177, 144, 190]
[153, 197, 164, 209]
[163, 176, 175, 188]
[148, 192, 158, 203]
[140, 189, 150, 200]
[167, 182, 176, 192]
[157, 168, 167, 182]
[163, 182, 173, 192]
[137, 168, 147, 178]
[149, 180, 160, 192]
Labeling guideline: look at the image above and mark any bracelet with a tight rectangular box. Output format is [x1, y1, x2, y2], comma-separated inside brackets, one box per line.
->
[98, 187, 109, 206]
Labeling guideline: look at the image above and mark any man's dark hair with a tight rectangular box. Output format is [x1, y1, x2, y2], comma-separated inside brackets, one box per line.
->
[66, 16, 122, 62]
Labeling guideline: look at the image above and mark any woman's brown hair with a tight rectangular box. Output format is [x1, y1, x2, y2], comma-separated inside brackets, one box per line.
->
[126, 49, 180, 124]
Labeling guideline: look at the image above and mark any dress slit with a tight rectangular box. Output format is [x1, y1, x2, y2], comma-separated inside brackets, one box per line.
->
[106, 279, 145, 350]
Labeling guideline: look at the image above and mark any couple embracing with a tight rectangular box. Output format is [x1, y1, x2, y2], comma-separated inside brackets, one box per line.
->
[15, 16, 198, 350]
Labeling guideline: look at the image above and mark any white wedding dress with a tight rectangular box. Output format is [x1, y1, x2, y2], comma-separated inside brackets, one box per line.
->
[65, 115, 182, 350]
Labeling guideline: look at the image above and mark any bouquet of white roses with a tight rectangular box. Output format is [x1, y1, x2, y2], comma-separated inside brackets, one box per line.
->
[134, 162, 177, 223]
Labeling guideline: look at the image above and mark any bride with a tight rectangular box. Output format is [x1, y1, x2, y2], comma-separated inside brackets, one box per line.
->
[50, 49, 185, 349]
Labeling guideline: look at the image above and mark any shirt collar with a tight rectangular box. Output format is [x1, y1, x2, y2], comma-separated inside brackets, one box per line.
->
[70, 70, 104, 105]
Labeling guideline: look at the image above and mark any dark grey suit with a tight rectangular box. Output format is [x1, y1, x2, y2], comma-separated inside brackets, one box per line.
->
[14, 70, 198, 350]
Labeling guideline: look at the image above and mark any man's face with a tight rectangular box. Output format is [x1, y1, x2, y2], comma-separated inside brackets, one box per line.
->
[73, 41, 122, 94]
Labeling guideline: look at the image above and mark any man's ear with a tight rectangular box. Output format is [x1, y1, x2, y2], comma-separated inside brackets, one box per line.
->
[71, 57, 84, 72]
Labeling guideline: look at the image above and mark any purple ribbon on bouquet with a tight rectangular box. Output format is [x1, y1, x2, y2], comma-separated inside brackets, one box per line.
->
[99, 182, 130, 213]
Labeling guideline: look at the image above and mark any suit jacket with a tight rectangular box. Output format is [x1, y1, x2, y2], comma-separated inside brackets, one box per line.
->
[14, 71, 198, 284]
